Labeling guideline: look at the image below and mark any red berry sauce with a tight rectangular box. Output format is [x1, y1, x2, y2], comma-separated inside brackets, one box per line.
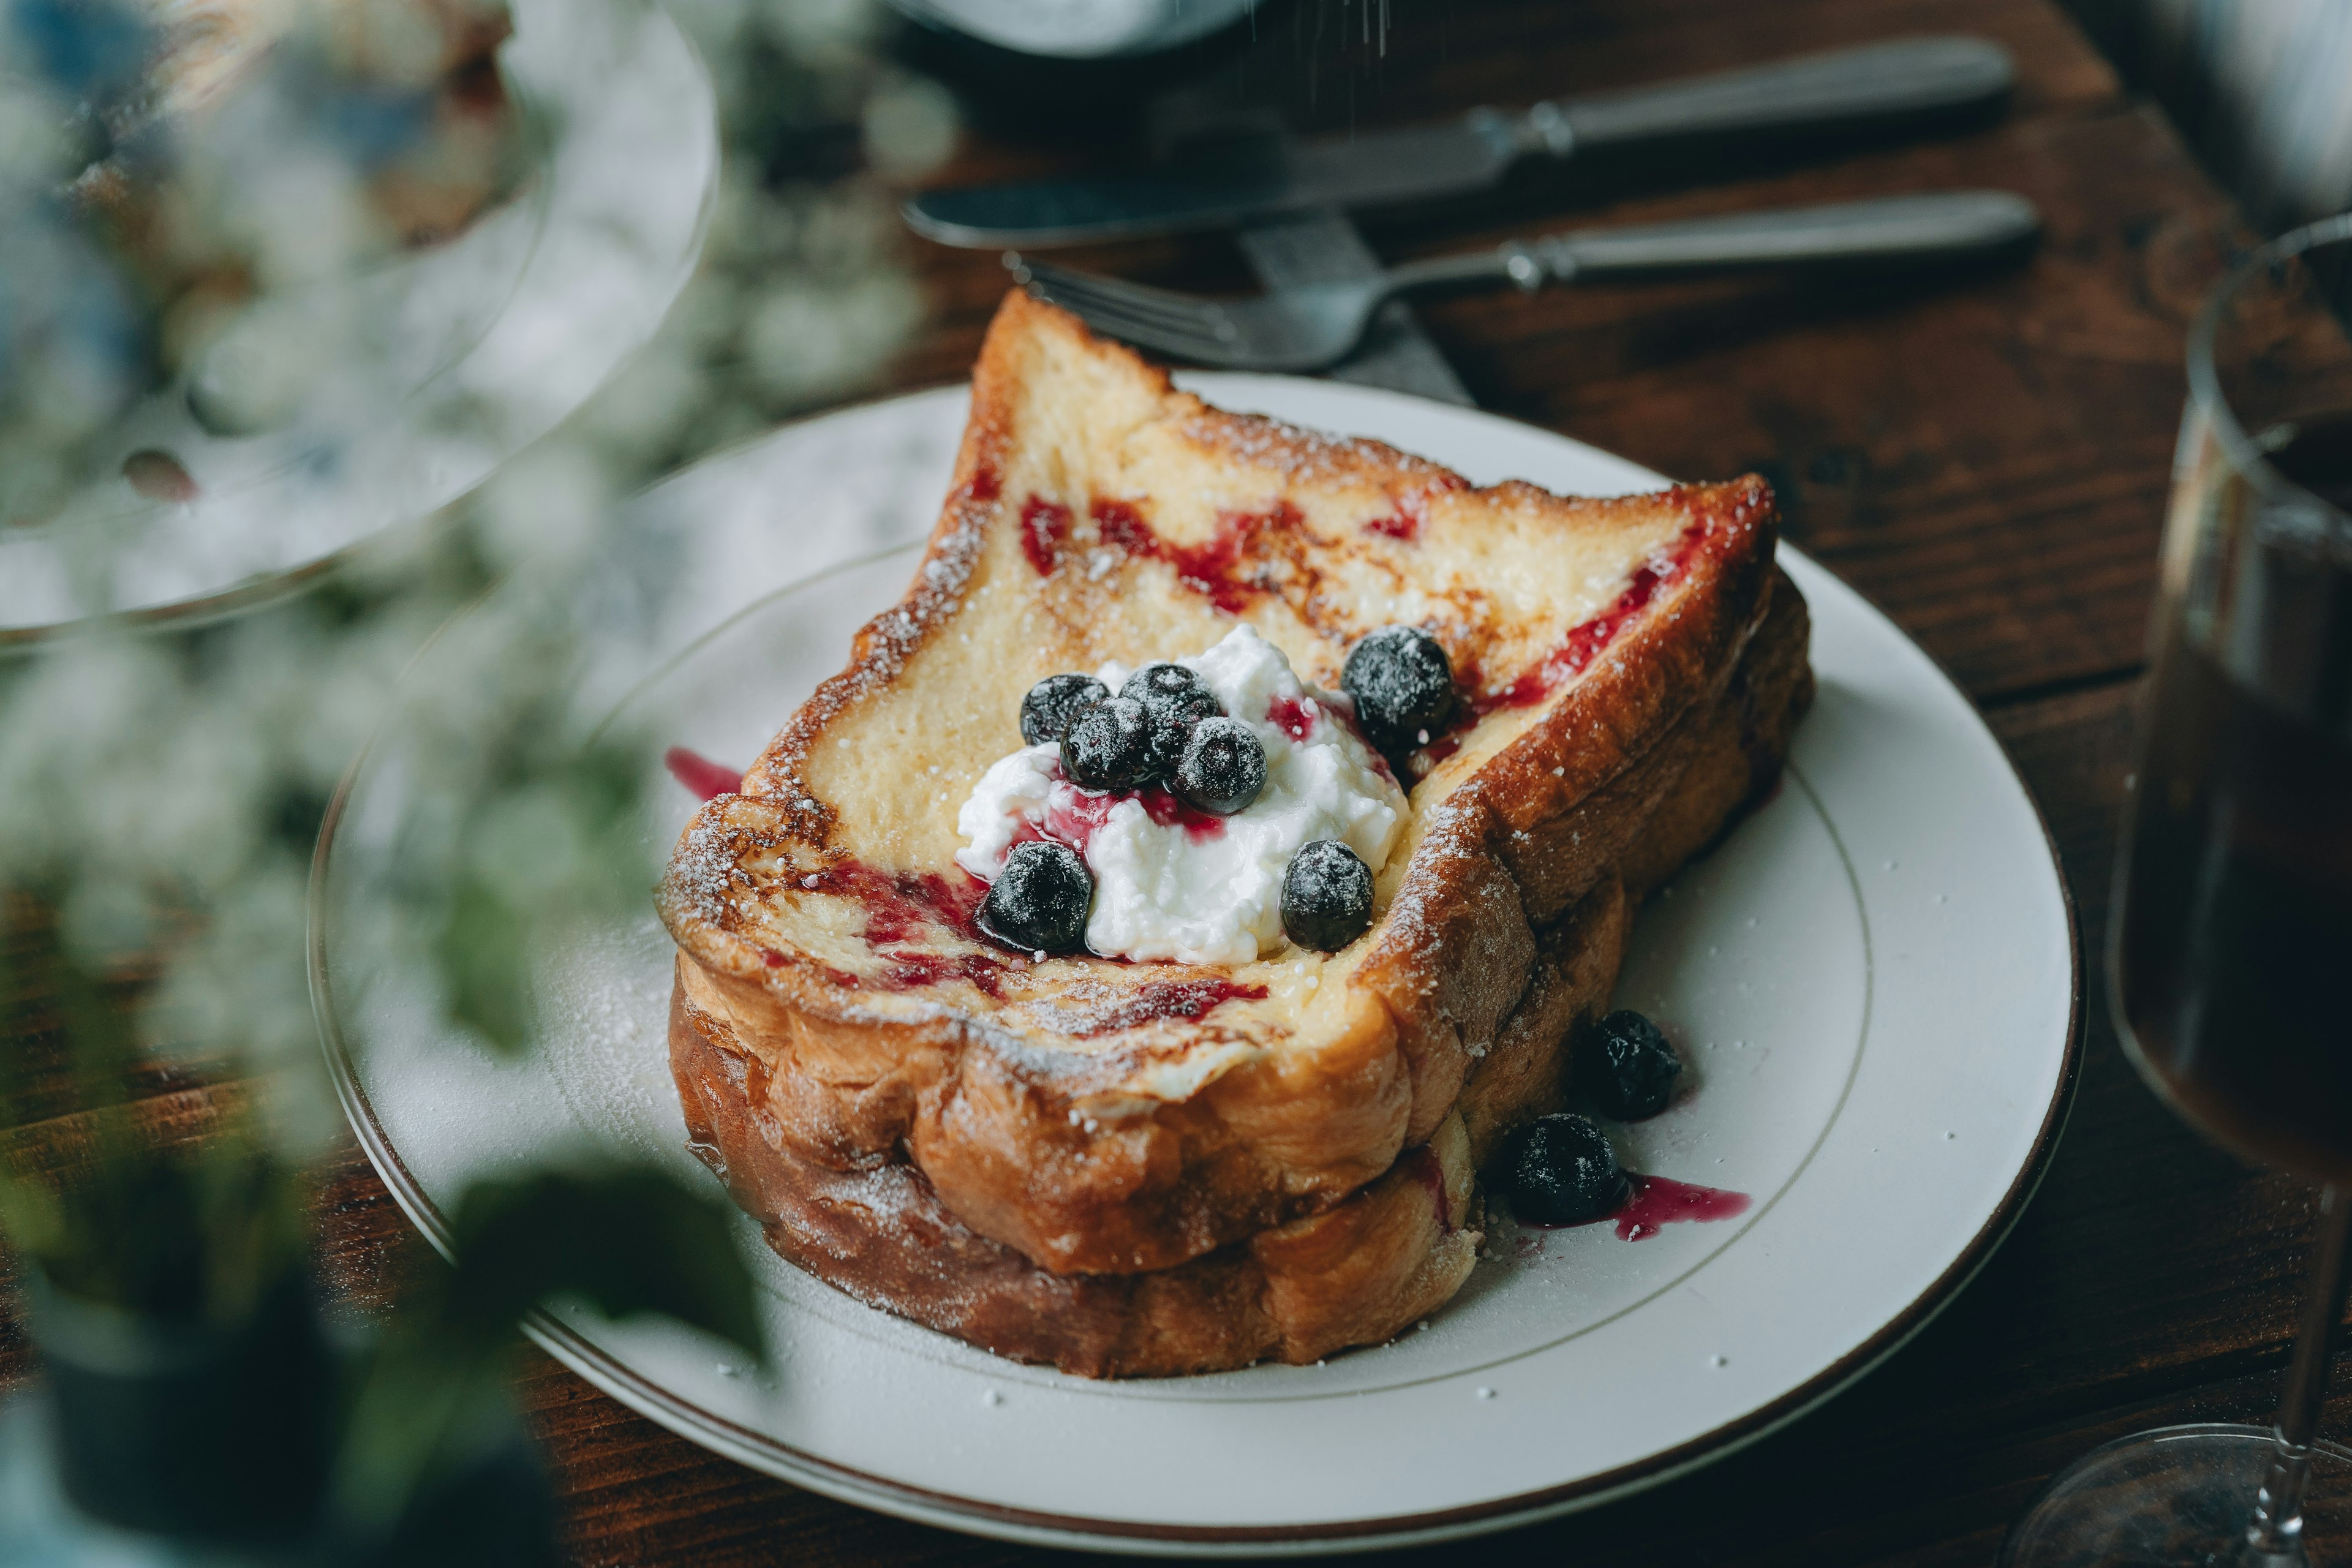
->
[1518, 1171, 1752, 1248]
[1265, 693, 1319, 741]
[1473, 522, 1707, 715]
[1085, 496, 1298, 615]
[1405, 1144, 1454, 1232]
[877, 949, 1010, 998]
[799, 859, 987, 945]
[1011, 766, 1227, 856]
[123, 449, 199, 503]
[1609, 1173, 1751, 1240]
[1362, 476, 1463, 542]
[1019, 496, 1072, 575]
[1066, 977, 1269, 1036]
[665, 747, 744, 801]
[1091, 497, 1155, 556]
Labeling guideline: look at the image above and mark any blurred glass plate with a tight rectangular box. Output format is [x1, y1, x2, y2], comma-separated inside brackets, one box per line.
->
[0, 0, 717, 641]
[314, 377, 2081, 1552]
[886, 0, 1257, 58]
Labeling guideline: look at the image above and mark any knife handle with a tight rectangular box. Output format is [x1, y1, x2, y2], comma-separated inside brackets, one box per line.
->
[1494, 36, 2015, 161]
[1504, 191, 2042, 285]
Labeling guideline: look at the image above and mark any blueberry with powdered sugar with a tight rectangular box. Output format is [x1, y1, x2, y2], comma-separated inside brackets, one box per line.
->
[1020, 673, 1107, 745]
[1281, 838, 1374, 951]
[1502, 1113, 1627, 1224]
[1123, 661, 1224, 774]
[1122, 660, 1223, 723]
[1060, 695, 1156, 791]
[1341, 625, 1455, 757]
[979, 840, 1091, 954]
[1174, 717, 1266, 816]
[1580, 1009, 1683, 1120]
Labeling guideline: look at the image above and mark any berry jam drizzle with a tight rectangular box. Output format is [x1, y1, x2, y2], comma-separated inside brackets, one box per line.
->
[665, 747, 744, 801]
[1015, 494, 1302, 615]
[1019, 496, 1072, 575]
[1473, 522, 1708, 715]
[1362, 475, 1463, 542]
[876, 949, 1009, 998]
[1012, 766, 1227, 856]
[1265, 694, 1319, 741]
[124, 448, 200, 503]
[1519, 1172, 1752, 1246]
[801, 859, 987, 944]
[1067, 978, 1269, 1036]
[1405, 1145, 1453, 1231]
[1609, 1174, 1751, 1240]
[1090, 497, 1154, 556]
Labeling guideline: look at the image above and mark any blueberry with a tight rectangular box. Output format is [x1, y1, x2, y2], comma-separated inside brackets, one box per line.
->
[1500, 1113, 1627, 1225]
[1281, 839, 1374, 951]
[1121, 662, 1223, 724]
[1060, 696, 1156, 791]
[979, 840, 1091, 954]
[1578, 1009, 1683, 1120]
[1341, 625, 1455, 755]
[1020, 674, 1108, 745]
[1174, 718, 1267, 815]
[1123, 662, 1224, 774]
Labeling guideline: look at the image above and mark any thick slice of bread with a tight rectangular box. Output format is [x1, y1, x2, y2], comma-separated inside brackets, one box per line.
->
[660, 293, 1807, 1324]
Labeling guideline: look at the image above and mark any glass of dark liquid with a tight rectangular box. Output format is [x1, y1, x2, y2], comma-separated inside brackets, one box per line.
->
[2006, 216, 2352, 1566]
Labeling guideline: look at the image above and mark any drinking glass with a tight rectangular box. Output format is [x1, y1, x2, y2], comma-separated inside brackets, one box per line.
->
[2003, 214, 2352, 1566]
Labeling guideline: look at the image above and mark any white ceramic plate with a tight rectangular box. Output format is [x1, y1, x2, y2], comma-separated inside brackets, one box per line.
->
[0, 0, 717, 639]
[312, 377, 2080, 1554]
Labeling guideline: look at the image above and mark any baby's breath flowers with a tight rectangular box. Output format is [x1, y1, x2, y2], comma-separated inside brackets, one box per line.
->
[0, 0, 949, 1447]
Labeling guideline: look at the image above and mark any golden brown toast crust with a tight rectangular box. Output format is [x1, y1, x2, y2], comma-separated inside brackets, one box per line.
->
[659, 293, 1800, 1281]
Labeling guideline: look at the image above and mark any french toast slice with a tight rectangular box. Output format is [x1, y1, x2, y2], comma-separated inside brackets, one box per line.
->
[659, 292, 1809, 1320]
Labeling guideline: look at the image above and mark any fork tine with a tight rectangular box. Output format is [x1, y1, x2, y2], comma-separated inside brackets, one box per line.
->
[1002, 254, 1262, 365]
[1014, 260, 1231, 333]
[1030, 296, 1232, 364]
[1016, 289, 1233, 363]
[1024, 283, 1213, 345]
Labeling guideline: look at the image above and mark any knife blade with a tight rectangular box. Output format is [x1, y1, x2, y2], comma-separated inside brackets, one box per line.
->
[906, 35, 2015, 248]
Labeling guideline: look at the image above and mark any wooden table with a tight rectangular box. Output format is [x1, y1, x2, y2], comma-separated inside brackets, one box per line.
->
[7, 0, 2328, 1561]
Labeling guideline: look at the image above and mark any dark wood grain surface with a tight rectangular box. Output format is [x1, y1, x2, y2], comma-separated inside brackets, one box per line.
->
[3, 0, 2318, 1562]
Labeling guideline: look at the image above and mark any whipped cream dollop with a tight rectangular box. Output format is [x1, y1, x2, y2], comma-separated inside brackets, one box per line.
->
[956, 625, 1408, 966]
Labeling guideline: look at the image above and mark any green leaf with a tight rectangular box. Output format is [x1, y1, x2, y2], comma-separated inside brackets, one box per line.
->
[431, 876, 531, 1053]
[0, 1166, 64, 1259]
[334, 1163, 766, 1537]
[439, 1165, 766, 1360]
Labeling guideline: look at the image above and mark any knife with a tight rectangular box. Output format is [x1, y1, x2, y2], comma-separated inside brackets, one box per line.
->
[906, 35, 2016, 249]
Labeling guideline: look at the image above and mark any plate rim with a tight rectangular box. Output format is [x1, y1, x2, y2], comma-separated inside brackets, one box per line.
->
[309, 379, 2085, 1554]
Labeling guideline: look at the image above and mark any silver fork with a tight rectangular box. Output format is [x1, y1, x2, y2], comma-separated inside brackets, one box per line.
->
[1009, 190, 2040, 372]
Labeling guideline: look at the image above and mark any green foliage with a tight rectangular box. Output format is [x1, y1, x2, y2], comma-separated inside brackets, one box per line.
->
[0, 1134, 307, 1325]
[437, 1166, 766, 1354]
[426, 730, 658, 1054]
[335, 1163, 767, 1534]
[0, 907, 308, 1323]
